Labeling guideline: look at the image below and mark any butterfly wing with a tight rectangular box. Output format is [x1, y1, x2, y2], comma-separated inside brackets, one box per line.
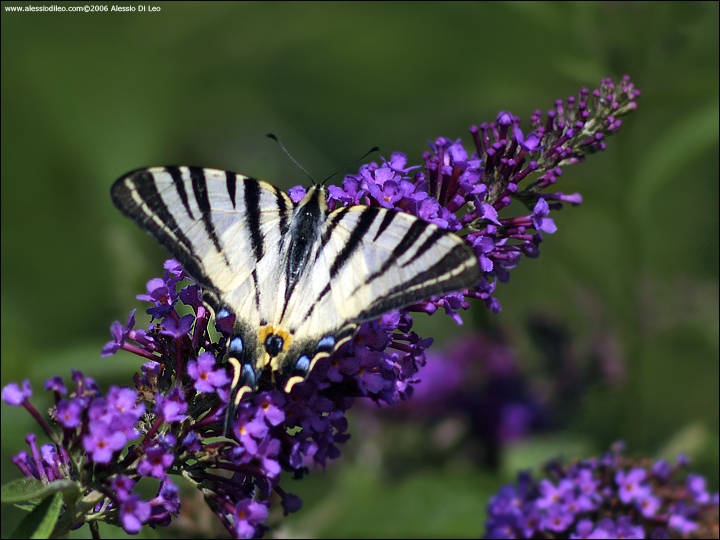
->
[111, 166, 293, 317]
[111, 165, 299, 378]
[276, 204, 481, 384]
[113, 166, 300, 433]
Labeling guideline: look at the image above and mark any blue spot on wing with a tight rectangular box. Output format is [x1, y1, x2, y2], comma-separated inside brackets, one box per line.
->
[295, 355, 310, 373]
[229, 337, 244, 353]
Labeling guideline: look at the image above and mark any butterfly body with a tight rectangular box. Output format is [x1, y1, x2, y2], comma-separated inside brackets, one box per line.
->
[111, 166, 480, 434]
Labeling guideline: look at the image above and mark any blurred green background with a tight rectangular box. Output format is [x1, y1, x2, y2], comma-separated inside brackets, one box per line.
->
[1, 1, 717, 538]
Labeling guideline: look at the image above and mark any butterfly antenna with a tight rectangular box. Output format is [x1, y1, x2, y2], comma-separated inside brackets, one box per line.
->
[267, 133, 316, 185]
[321, 145, 380, 186]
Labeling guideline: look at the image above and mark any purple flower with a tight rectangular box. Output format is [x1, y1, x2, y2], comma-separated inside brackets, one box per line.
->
[182, 431, 202, 453]
[686, 473, 710, 504]
[154, 477, 181, 515]
[187, 352, 230, 394]
[651, 459, 672, 481]
[254, 391, 286, 427]
[517, 503, 542, 537]
[55, 398, 84, 429]
[146, 477, 181, 528]
[574, 468, 600, 502]
[110, 475, 136, 500]
[616, 468, 649, 503]
[137, 445, 174, 479]
[233, 499, 269, 538]
[387, 151, 421, 174]
[101, 309, 136, 357]
[543, 503, 574, 532]
[119, 493, 152, 534]
[537, 479, 573, 509]
[288, 185, 306, 202]
[531, 198, 557, 234]
[589, 518, 618, 539]
[107, 386, 144, 418]
[44, 376, 67, 395]
[636, 491, 661, 518]
[668, 510, 698, 535]
[114, 412, 143, 442]
[156, 387, 188, 422]
[137, 278, 177, 318]
[616, 516, 645, 539]
[82, 420, 127, 464]
[255, 436, 282, 479]
[515, 129, 543, 153]
[2, 379, 32, 405]
[39, 444, 61, 479]
[178, 284, 204, 309]
[229, 408, 269, 456]
[159, 313, 194, 338]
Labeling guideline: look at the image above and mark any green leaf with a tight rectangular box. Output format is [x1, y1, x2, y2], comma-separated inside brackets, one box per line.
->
[2, 478, 79, 505]
[2, 478, 44, 504]
[11, 492, 63, 539]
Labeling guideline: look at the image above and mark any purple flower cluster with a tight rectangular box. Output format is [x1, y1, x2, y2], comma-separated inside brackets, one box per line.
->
[2, 77, 641, 538]
[5, 259, 431, 538]
[369, 333, 549, 466]
[314, 76, 640, 316]
[1, 373, 181, 536]
[484, 443, 719, 539]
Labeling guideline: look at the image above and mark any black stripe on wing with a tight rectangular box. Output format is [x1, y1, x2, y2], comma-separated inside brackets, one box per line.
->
[315, 207, 478, 323]
[225, 171, 237, 208]
[302, 206, 480, 326]
[273, 184, 291, 241]
[373, 210, 396, 242]
[355, 242, 480, 322]
[328, 206, 380, 279]
[305, 282, 330, 323]
[315, 204, 352, 265]
[251, 268, 262, 315]
[244, 177, 264, 262]
[111, 167, 225, 290]
[186, 167, 228, 265]
[402, 227, 448, 265]
[359, 218, 430, 288]
[167, 167, 194, 219]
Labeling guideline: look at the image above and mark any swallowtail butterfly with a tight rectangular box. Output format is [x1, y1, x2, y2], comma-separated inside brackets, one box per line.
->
[111, 165, 481, 434]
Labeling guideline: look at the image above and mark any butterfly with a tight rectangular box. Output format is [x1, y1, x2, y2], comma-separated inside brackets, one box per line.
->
[111, 165, 481, 434]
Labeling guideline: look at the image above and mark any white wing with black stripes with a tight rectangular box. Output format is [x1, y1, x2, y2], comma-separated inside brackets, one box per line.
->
[111, 166, 481, 434]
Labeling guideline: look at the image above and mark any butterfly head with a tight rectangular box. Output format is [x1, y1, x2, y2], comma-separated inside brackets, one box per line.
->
[295, 184, 328, 214]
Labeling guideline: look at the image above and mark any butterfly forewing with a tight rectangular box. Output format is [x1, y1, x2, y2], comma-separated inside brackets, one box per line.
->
[112, 167, 294, 303]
